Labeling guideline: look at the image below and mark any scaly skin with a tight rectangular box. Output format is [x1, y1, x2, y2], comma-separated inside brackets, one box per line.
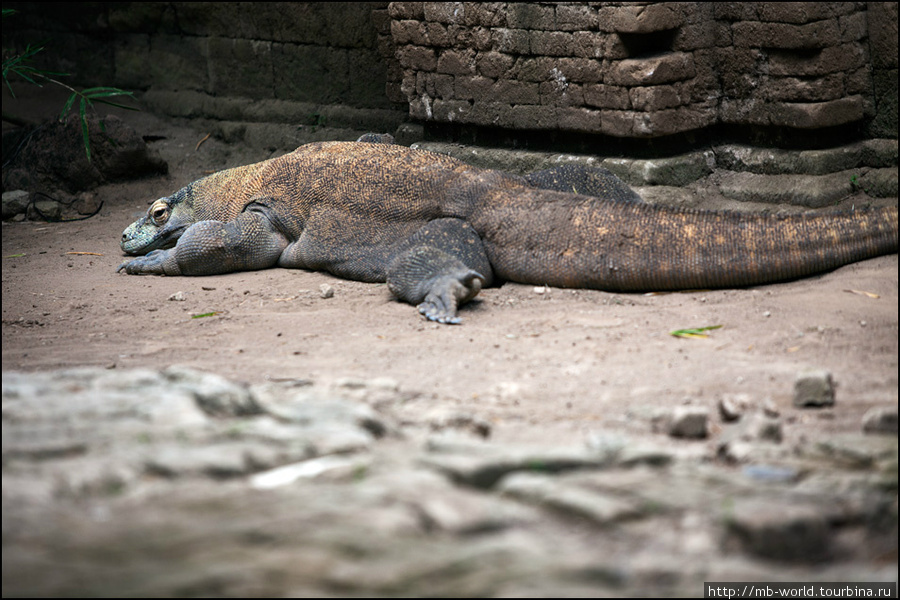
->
[120, 141, 899, 323]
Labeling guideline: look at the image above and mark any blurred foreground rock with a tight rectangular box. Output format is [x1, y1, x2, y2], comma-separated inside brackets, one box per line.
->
[2, 368, 897, 596]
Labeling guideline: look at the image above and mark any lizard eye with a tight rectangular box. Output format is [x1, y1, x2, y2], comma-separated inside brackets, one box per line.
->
[149, 200, 169, 225]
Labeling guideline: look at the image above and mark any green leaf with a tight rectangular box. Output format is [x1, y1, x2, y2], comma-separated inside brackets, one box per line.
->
[79, 96, 91, 162]
[60, 91, 78, 121]
[670, 325, 723, 339]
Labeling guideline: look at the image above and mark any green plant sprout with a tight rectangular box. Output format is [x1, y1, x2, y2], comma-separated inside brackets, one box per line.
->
[2, 8, 138, 161]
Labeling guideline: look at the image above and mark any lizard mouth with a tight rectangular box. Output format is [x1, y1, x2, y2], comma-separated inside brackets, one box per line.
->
[121, 223, 186, 255]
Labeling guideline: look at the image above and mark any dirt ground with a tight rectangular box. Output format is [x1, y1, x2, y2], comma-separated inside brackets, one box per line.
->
[2, 90, 898, 451]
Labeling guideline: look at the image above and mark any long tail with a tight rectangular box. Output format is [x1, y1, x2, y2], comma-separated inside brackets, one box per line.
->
[470, 187, 899, 291]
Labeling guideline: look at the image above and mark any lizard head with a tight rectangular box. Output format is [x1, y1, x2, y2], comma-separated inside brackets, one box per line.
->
[121, 188, 194, 255]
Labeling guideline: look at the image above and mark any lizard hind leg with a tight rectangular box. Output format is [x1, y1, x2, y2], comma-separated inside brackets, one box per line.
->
[386, 218, 493, 324]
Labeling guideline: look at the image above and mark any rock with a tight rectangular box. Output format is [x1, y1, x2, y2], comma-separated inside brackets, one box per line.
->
[27, 198, 62, 221]
[861, 406, 898, 435]
[653, 407, 709, 439]
[741, 464, 799, 484]
[251, 380, 389, 438]
[719, 171, 854, 208]
[420, 441, 612, 489]
[250, 454, 372, 488]
[857, 168, 898, 198]
[2, 367, 897, 596]
[718, 395, 746, 422]
[1, 190, 30, 219]
[145, 442, 256, 478]
[716, 412, 785, 464]
[427, 410, 491, 438]
[793, 370, 835, 408]
[163, 365, 260, 417]
[724, 500, 832, 562]
[584, 432, 675, 467]
[812, 434, 898, 469]
[1, 114, 167, 195]
[499, 472, 644, 524]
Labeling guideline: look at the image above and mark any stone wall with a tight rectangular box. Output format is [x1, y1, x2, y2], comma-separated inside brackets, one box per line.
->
[1, 2, 409, 143]
[391, 2, 897, 139]
[2, 2, 897, 144]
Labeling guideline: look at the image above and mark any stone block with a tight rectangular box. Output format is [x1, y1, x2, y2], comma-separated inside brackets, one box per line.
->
[208, 38, 274, 100]
[767, 96, 866, 129]
[539, 81, 583, 107]
[422, 2, 465, 25]
[869, 69, 899, 138]
[529, 31, 574, 57]
[572, 31, 612, 59]
[606, 52, 696, 86]
[838, 11, 868, 44]
[629, 84, 685, 112]
[554, 57, 604, 84]
[869, 2, 899, 69]
[557, 107, 601, 132]
[767, 43, 866, 78]
[391, 19, 426, 46]
[499, 104, 558, 130]
[273, 44, 349, 105]
[491, 28, 531, 55]
[506, 3, 555, 30]
[762, 74, 844, 103]
[556, 4, 598, 32]
[607, 3, 685, 34]
[436, 48, 476, 75]
[388, 2, 425, 21]
[857, 168, 899, 198]
[793, 370, 835, 408]
[141, 34, 210, 92]
[719, 171, 854, 207]
[454, 75, 494, 101]
[476, 51, 514, 79]
[756, 2, 855, 24]
[584, 84, 631, 110]
[732, 19, 840, 50]
[491, 80, 540, 105]
[397, 45, 437, 71]
[422, 22, 453, 47]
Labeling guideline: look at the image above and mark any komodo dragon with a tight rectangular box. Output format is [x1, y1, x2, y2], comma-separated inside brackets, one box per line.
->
[119, 140, 899, 324]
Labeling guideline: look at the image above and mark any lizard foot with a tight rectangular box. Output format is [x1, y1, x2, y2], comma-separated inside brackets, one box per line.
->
[117, 250, 179, 275]
[416, 271, 484, 325]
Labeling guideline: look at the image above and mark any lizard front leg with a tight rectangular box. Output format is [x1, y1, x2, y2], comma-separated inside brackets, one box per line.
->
[386, 218, 493, 324]
[118, 208, 290, 276]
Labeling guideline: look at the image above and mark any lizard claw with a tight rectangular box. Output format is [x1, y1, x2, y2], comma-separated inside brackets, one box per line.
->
[117, 250, 176, 275]
[418, 300, 462, 324]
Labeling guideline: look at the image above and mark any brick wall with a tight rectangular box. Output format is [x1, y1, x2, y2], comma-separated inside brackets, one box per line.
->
[391, 2, 897, 139]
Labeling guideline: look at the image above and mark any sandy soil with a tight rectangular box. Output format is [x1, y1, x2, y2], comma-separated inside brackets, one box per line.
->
[2, 93, 898, 450]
